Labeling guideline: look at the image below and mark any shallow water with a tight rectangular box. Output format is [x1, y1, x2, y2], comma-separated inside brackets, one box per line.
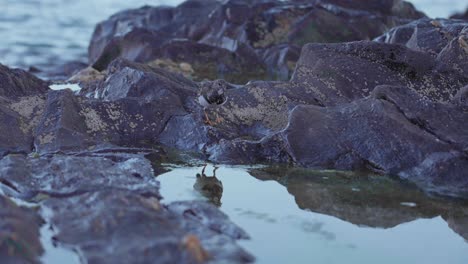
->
[158, 165, 468, 264]
[0, 0, 466, 71]
[39, 206, 82, 264]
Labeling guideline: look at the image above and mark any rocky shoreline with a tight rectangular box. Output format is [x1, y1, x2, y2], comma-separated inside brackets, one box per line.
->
[1, 0, 467, 263]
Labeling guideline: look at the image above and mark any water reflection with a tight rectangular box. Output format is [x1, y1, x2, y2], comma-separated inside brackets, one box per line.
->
[194, 165, 223, 206]
[249, 167, 468, 241]
[157, 165, 468, 264]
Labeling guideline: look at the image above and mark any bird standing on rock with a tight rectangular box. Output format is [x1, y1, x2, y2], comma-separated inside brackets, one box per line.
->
[197, 79, 230, 126]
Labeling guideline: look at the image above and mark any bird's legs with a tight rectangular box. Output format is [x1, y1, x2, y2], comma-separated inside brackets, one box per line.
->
[201, 164, 207, 177]
[204, 110, 214, 126]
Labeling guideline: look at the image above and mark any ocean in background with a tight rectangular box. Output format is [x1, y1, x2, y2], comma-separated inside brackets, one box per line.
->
[0, 0, 466, 70]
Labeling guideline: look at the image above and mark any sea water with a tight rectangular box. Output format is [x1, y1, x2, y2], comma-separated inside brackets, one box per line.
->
[157, 165, 468, 264]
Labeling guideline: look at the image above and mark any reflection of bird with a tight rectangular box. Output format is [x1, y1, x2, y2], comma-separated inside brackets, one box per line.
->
[197, 80, 229, 126]
[194, 165, 223, 206]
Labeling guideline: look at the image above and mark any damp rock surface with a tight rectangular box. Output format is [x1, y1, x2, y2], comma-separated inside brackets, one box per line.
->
[0, 1, 468, 263]
[86, 0, 425, 82]
[0, 153, 253, 264]
[1, 14, 468, 197]
[0, 195, 44, 264]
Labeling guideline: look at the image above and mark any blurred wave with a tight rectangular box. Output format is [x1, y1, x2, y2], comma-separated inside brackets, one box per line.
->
[0, 0, 183, 70]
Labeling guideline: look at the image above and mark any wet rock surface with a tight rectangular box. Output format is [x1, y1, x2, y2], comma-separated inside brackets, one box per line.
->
[1, 15, 468, 198]
[0, 153, 253, 264]
[0, 65, 47, 155]
[292, 41, 467, 103]
[1, 0, 468, 262]
[209, 84, 468, 197]
[0, 195, 43, 264]
[45, 191, 253, 264]
[200, 18, 468, 198]
[0, 67, 48, 155]
[0, 153, 159, 200]
[84, 0, 424, 83]
[0, 63, 50, 98]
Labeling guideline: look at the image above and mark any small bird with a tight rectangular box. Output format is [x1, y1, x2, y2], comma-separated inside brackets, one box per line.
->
[197, 79, 229, 126]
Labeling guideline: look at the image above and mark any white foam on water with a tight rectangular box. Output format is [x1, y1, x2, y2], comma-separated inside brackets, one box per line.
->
[0, 184, 38, 208]
[49, 83, 82, 92]
[400, 202, 418, 207]
[39, 206, 82, 264]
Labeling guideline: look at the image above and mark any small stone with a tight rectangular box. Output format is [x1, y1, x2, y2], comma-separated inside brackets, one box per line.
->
[179, 62, 194, 73]
[182, 234, 210, 263]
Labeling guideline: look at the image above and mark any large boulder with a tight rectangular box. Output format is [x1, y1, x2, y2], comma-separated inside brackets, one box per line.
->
[0, 153, 159, 200]
[70, 41, 467, 199]
[45, 191, 253, 264]
[87, 0, 424, 82]
[34, 89, 187, 153]
[0, 64, 49, 98]
[316, 0, 423, 17]
[0, 64, 48, 156]
[375, 18, 468, 76]
[201, 37, 468, 143]
[93, 58, 198, 104]
[5, 19, 468, 200]
[208, 85, 468, 198]
[34, 60, 204, 153]
[0, 95, 46, 156]
[292, 41, 468, 104]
